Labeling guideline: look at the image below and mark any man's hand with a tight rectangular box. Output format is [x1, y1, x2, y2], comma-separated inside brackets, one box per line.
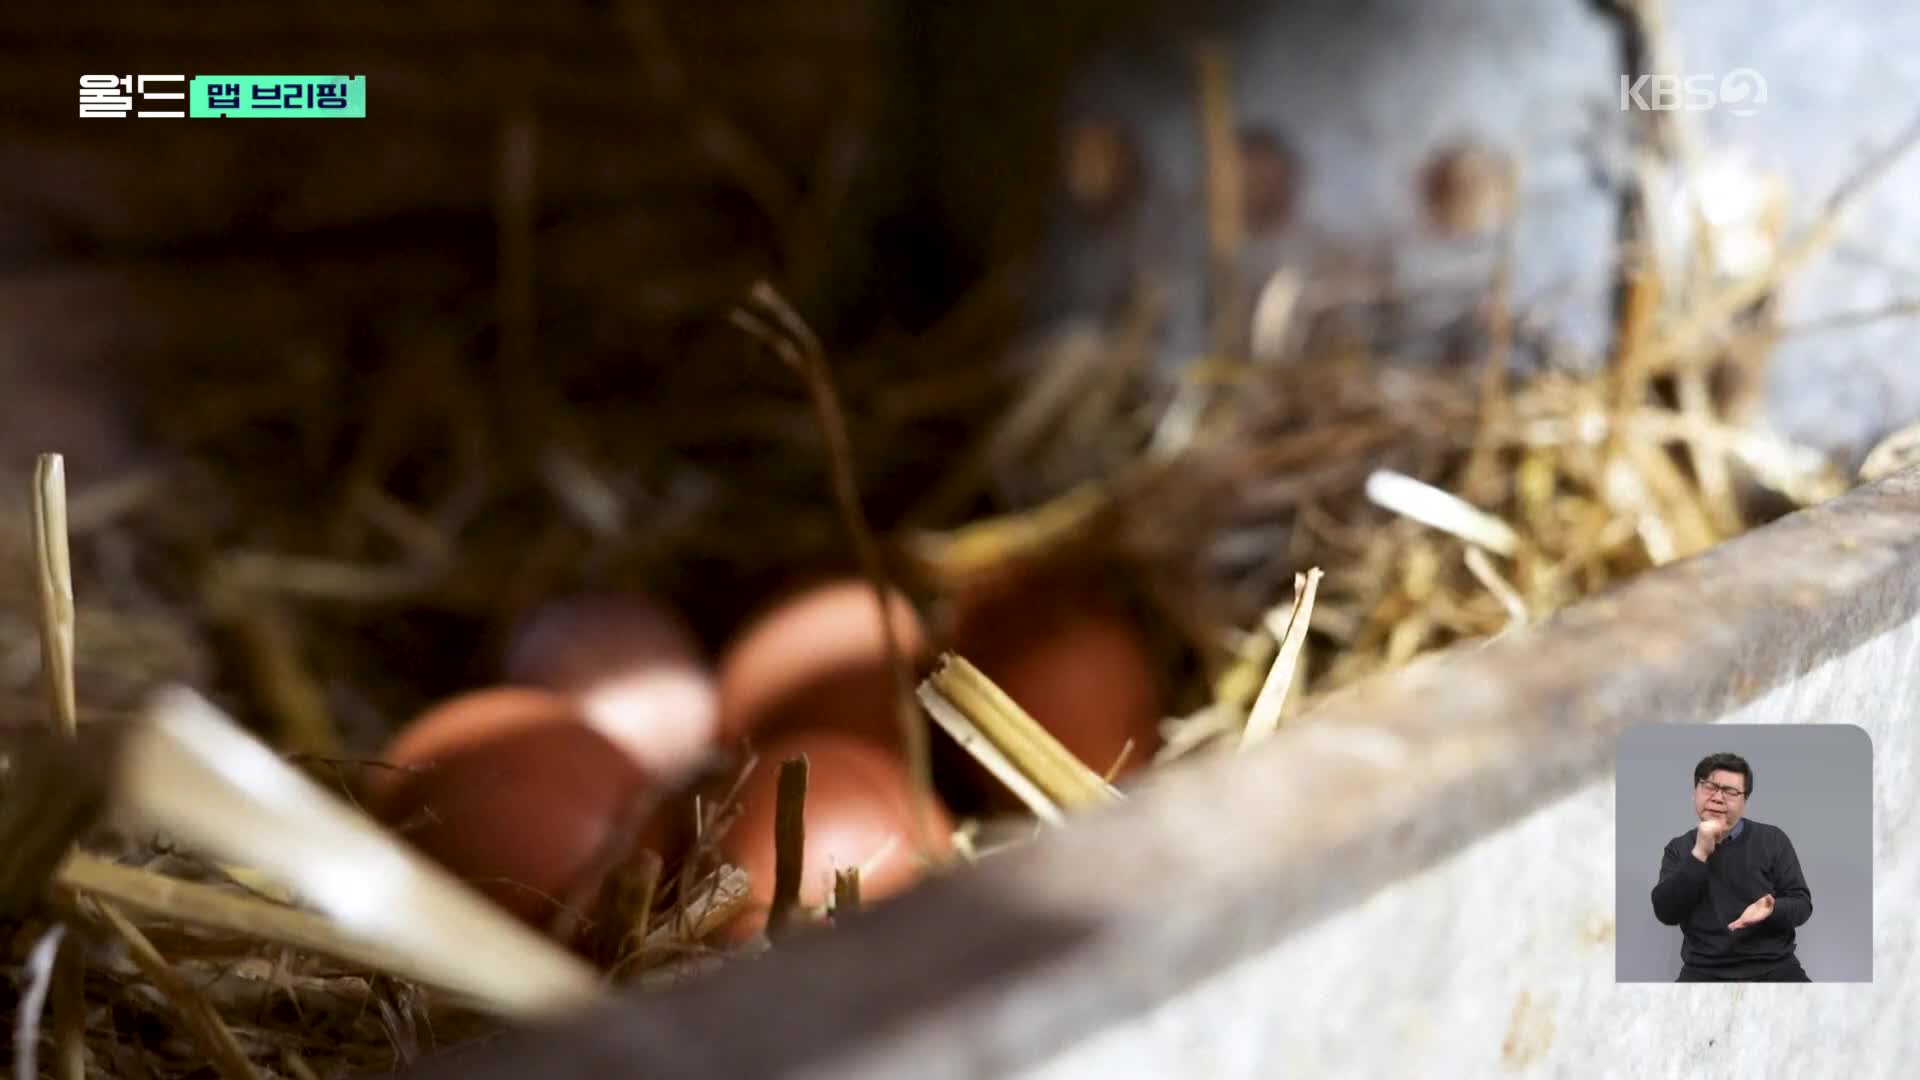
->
[1729, 893, 1775, 931]
[1692, 817, 1728, 861]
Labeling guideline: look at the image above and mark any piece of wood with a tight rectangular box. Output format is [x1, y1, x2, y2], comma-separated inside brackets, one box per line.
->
[1021, 593, 1911, 1077]
[389, 461, 1920, 1078]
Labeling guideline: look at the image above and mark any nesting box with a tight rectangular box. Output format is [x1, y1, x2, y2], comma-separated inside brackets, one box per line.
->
[390, 464, 1916, 1076]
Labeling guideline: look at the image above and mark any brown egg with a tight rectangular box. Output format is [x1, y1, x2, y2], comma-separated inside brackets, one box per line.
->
[715, 578, 929, 750]
[364, 686, 678, 934]
[950, 582, 1164, 786]
[713, 729, 952, 943]
[503, 594, 720, 776]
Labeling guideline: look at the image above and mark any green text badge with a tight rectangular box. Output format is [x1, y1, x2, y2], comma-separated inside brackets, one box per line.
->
[189, 76, 365, 118]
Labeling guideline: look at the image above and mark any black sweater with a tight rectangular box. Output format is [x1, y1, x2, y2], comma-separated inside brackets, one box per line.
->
[1650, 818, 1813, 978]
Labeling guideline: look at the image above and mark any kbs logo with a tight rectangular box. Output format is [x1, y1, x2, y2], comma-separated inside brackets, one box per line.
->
[1618, 69, 1768, 116]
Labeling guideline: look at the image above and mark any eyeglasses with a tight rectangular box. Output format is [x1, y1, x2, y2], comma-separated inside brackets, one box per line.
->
[1697, 780, 1746, 800]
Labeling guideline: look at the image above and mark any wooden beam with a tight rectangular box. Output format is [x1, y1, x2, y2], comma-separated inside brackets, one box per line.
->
[394, 466, 1920, 1078]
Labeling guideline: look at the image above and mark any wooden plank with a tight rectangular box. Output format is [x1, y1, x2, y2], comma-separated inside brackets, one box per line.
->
[1021, 620, 1913, 1076]
[392, 468, 1920, 1079]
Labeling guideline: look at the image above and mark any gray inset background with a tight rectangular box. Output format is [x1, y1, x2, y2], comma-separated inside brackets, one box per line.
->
[1615, 723, 1874, 982]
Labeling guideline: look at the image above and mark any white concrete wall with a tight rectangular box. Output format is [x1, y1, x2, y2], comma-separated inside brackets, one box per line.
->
[1022, 613, 1919, 1079]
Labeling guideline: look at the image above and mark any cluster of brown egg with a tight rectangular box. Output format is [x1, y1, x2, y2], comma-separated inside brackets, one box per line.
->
[356, 573, 1165, 951]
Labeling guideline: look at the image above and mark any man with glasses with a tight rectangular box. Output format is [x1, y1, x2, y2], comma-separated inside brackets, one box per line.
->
[1649, 753, 1814, 981]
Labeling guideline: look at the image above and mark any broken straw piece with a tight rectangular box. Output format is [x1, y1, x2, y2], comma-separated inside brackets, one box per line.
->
[1240, 568, 1323, 749]
[113, 685, 604, 1020]
[918, 680, 1067, 827]
[1364, 469, 1520, 557]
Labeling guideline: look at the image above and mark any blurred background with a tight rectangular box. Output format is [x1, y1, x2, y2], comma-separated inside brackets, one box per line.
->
[6, 0, 1917, 732]
[0, 1, 1176, 734]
